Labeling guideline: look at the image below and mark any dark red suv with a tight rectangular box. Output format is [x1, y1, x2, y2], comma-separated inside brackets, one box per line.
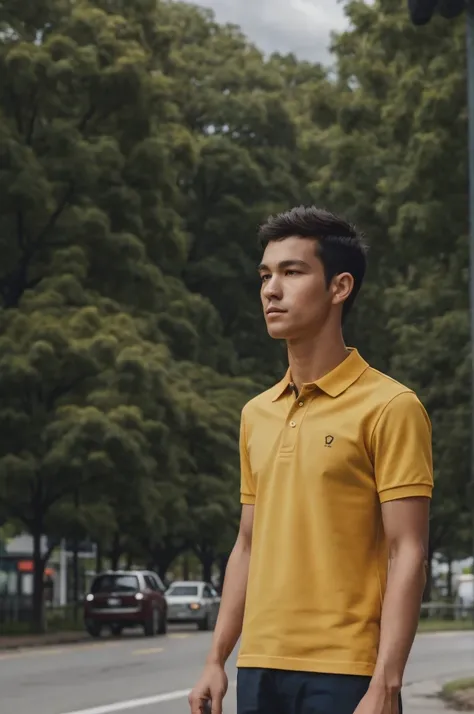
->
[84, 570, 168, 638]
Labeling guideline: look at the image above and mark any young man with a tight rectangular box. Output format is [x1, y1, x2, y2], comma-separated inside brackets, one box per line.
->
[189, 206, 433, 714]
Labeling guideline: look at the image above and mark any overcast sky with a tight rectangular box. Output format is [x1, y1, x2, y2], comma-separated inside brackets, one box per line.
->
[189, 0, 348, 63]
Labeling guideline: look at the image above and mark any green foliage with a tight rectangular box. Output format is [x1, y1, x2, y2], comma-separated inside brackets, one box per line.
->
[306, 0, 471, 567]
[0, 0, 471, 629]
[0, 0, 257, 629]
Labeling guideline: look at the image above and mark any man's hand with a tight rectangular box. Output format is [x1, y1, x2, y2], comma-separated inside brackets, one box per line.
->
[353, 685, 400, 714]
[188, 663, 228, 714]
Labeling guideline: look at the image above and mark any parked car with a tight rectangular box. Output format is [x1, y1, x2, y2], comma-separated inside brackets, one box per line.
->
[165, 581, 220, 631]
[84, 570, 168, 638]
[454, 574, 474, 618]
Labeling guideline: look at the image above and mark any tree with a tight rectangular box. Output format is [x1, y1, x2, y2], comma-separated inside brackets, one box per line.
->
[0, 1, 262, 626]
[0, 297, 183, 628]
[171, 363, 253, 579]
[3, 0, 469, 625]
[311, 0, 470, 580]
[152, 2, 318, 383]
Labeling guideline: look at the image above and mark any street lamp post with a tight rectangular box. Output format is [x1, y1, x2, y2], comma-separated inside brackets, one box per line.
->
[408, 0, 474, 613]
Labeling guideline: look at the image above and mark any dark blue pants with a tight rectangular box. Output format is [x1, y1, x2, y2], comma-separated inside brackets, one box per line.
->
[237, 668, 403, 714]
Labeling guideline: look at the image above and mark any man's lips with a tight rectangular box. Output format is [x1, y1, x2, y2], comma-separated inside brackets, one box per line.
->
[266, 307, 286, 315]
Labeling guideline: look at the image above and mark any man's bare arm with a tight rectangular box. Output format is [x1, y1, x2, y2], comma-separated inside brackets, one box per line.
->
[189, 504, 254, 714]
[207, 503, 254, 665]
[370, 496, 430, 694]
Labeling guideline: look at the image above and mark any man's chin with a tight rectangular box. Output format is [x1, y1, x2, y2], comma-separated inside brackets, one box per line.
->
[266, 324, 292, 340]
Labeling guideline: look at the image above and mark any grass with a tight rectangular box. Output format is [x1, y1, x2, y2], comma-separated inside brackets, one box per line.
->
[46, 604, 84, 633]
[443, 679, 474, 695]
[442, 678, 474, 710]
[1, 605, 84, 636]
[3, 608, 473, 638]
[417, 618, 474, 633]
[0, 621, 32, 636]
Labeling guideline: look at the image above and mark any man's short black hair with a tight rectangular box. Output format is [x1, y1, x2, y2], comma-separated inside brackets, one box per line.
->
[258, 206, 368, 320]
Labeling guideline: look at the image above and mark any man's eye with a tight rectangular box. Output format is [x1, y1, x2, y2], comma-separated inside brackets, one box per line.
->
[260, 274, 271, 282]
[285, 270, 300, 276]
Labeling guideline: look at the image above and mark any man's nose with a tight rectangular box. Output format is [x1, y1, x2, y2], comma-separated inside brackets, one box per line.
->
[262, 275, 282, 299]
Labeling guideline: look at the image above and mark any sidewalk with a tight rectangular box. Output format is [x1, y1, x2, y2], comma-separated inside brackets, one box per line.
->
[404, 680, 464, 714]
[0, 631, 89, 650]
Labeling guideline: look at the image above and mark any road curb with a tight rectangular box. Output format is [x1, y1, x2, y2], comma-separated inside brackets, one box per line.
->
[0, 632, 90, 651]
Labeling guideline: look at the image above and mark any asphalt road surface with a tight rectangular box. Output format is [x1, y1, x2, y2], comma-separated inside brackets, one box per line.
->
[2, 627, 473, 714]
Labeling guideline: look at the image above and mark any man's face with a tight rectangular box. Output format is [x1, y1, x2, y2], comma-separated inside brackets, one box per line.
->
[258, 237, 350, 341]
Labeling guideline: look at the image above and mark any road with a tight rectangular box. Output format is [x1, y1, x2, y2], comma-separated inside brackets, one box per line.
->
[1, 627, 473, 714]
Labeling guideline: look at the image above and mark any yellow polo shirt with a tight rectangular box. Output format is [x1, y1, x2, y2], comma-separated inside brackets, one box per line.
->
[238, 348, 433, 676]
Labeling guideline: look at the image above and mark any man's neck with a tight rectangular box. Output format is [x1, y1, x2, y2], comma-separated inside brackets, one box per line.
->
[287, 330, 349, 393]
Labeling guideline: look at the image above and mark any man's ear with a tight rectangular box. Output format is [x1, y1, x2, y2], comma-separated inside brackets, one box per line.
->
[331, 272, 354, 307]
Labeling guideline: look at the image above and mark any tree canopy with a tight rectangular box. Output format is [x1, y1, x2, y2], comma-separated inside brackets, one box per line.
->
[0, 0, 471, 627]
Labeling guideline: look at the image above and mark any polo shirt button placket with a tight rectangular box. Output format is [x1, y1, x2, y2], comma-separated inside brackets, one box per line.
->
[289, 388, 311, 425]
[280, 389, 312, 451]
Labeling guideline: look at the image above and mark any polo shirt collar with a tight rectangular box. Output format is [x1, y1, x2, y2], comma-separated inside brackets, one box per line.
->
[271, 348, 369, 401]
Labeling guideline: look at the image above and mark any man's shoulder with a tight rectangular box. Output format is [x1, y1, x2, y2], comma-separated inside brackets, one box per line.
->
[241, 381, 283, 422]
[362, 365, 424, 411]
[364, 364, 414, 394]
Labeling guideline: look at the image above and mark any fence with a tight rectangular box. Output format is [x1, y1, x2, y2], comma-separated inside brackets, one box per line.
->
[420, 602, 474, 620]
[0, 596, 33, 626]
[0, 599, 84, 634]
[1, 598, 472, 634]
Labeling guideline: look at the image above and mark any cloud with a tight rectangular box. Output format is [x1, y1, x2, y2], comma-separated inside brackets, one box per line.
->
[188, 0, 348, 63]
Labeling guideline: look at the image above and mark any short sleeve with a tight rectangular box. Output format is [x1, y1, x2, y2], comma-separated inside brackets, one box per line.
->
[371, 391, 434, 504]
[240, 410, 256, 505]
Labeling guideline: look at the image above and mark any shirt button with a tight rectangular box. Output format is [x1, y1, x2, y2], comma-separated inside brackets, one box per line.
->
[289, 420, 296, 428]
[298, 401, 304, 407]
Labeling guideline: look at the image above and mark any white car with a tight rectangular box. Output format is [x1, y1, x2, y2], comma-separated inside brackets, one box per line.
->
[455, 574, 474, 618]
[165, 581, 220, 630]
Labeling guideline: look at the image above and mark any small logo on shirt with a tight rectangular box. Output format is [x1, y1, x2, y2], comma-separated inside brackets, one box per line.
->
[325, 435, 334, 448]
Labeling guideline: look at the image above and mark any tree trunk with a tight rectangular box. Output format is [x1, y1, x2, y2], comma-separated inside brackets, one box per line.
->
[32, 527, 45, 633]
[110, 532, 121, 570]
[182, 553, 190, 581]
[95, 541, 103, 574]
[201, 552, 213, 583]
[144, 541, 183, 583]
[447, 557, 453, 600]
[72, 537, 79, 622]
[422, 543, 435, 603]
[218, 554, 229, 593]
[155, 549, 177, 583]
[158, 561, 171, 583]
